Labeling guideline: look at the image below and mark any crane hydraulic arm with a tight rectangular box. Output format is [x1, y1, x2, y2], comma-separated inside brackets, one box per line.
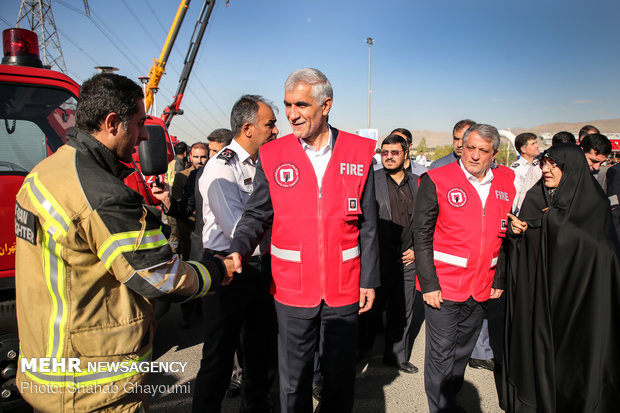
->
[145, 0, 191, 113]
[162, 0, 216, 128]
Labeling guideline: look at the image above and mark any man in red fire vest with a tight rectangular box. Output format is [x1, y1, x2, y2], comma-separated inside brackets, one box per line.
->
[229, 68, 379, 413]
[413, 123, 515, 413]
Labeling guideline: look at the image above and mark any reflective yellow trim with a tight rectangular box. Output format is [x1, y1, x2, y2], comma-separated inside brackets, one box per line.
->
[187, 261, 212, 298]
[42, 231, 67, 359]
[98, 229, 167, 270]
[20, 173, 71, 360]
[21, 172, 70, 239]
[43, 232, 57, 358]
[31, 173, 71, 227]
[55, 241, 68, 359]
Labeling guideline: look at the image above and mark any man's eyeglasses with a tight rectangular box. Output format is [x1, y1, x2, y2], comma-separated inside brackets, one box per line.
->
[381, 150, 403, 157]
[540, 158, 558, 169]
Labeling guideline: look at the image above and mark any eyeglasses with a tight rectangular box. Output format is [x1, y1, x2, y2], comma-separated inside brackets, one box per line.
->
[540, 158, 558, 169]
[381, 150, 403, 157]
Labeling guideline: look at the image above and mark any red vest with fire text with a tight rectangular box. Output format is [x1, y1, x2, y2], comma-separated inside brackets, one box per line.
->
[259, 131, 375, 307]
[423, 162, 515, 302]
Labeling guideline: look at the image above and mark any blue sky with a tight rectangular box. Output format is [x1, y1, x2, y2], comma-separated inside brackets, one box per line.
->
[1, 0, 619, 144]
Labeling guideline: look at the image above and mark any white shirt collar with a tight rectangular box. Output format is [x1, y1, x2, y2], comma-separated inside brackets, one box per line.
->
[459, 159, 494, 185]
[298, 127, 333, 154]
[229, 138, 253, 164]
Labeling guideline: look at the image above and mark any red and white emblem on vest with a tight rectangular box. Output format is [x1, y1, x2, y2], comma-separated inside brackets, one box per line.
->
[447, 188, 468, 208]
[274, 163, 300, 188]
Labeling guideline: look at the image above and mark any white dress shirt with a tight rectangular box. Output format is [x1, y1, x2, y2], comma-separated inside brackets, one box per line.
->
[459, 160, 494, 205]
[198, 138, 269, 255]
[511, 156, 542, 214]
[299, 128, 334, 190]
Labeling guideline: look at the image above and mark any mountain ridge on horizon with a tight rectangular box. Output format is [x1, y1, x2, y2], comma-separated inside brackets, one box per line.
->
[408, 117, 620, 148]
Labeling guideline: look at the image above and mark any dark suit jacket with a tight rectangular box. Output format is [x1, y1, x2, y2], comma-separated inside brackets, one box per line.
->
[606, 163, 620, 243]
[166, 167, 205, 260]
[374, 169, 418, 273]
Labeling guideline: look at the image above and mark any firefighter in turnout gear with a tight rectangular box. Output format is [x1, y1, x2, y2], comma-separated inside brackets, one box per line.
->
[14, 73, 230, 412]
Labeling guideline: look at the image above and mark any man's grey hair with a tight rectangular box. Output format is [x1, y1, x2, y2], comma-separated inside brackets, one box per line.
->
[463, 123, 501, 152]
[284, 68, 333, 105]
[230, 94, 277, 137]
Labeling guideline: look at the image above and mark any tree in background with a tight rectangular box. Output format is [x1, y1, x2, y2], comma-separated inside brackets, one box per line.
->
[495, 141, 518, 166]
[416, 137, 428, 155]
[433, 145, 453, 160]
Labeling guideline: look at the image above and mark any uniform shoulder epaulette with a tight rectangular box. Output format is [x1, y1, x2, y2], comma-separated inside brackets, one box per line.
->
[217, 148, 236, 163]
[510, 161, 520, 168]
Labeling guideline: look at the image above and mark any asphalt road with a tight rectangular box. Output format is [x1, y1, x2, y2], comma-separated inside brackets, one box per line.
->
[147, 304, 503, 413]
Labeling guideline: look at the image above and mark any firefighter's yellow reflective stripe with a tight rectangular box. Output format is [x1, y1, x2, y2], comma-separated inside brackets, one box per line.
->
[19, 173, 71, 360]
[98, 229, 167, 270]
[20, 173, 70, 239]
[188, 261, 212, 298]
[22, 349, 153, 387]
[43, 232, 68, 359]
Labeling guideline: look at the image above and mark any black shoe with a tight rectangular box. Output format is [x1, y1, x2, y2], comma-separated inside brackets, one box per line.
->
[468, 358, 494, 371]
[312, 380, 322, 401]
[383, 358, 419, 374]
[397, 361, 419, 374]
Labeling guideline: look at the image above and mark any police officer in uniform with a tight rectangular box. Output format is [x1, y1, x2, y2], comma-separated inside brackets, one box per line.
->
[192, 95, 279, 412]
[511, 132, 541, 214]
[229, 68, 380, 413]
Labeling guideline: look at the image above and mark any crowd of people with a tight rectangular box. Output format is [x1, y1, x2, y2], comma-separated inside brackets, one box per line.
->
[14, 67, 620, 413]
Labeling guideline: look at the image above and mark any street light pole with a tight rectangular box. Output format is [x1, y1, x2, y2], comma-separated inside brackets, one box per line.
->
[366, 37, 374, 129]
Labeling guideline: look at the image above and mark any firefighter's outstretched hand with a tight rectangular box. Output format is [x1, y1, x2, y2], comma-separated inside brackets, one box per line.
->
[215, 254, 236, 286]
[359, 288, 375, 314]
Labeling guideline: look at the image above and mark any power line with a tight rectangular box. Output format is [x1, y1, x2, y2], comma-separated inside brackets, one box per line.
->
[187, 85, 223, 126]
[119, 0, 161, 51]
[88, 14, 145, 73]
[55, 0, 88, 16]
[184, 112, 215, 136]
[142, 0, 169, 33]
[58, 28, 98, 66]
[65, 68, 84, 83]
[193, 75, 228, 119]
[0, 16, 12, 27]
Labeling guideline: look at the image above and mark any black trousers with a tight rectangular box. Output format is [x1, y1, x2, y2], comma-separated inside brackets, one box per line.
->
[192, 257, 277, 413]
[424, 297, 486, 413]
[276, 301, 358, 413]
[383, 264, 418, 364]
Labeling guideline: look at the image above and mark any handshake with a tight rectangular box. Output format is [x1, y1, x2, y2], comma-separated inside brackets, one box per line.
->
[214, 253, 243, 286]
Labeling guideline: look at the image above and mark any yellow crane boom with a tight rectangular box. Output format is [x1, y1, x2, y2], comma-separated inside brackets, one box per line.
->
[145, 0, 191, 113]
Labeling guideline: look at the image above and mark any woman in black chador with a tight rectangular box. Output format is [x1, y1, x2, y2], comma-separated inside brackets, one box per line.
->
[505, 143, 620, 412]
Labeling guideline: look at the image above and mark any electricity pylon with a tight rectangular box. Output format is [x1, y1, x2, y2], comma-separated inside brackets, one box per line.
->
[16, 0, 68, 73]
